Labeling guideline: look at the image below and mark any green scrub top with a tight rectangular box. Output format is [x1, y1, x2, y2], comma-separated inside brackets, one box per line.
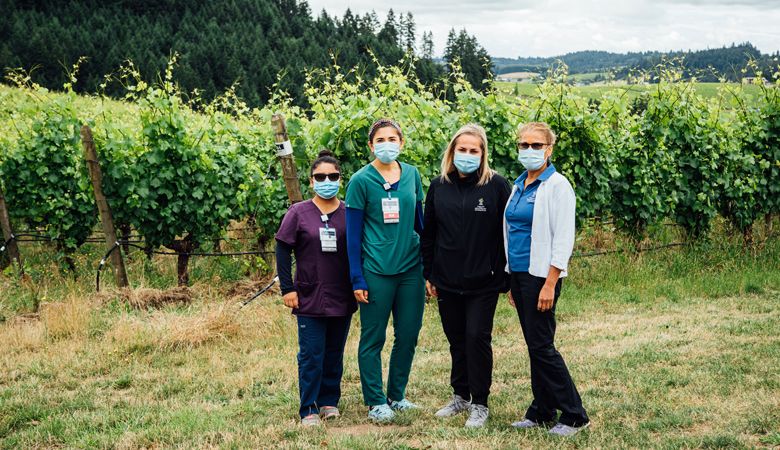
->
[345, 161, 424, 276]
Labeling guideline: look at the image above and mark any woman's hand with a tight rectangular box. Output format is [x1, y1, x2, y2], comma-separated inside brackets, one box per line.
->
[508, 291, 515, 307]
[537, 284, 555, 312]
[425, 280, 438, 298]
[538, 266, 562, 312]
[354, 290, 369, 304]
[282, 292, 299, 309]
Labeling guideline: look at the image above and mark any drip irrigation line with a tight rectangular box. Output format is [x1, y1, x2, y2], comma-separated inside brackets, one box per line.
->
[120, 242, 274, 257]
[95, 241, 275, 291]
[1, 235, 15, 254]
[573, 242, 687, 258]
[239, 276, 279, 309]
[84, 238, 146, 244]
[95, 241, 121, 292]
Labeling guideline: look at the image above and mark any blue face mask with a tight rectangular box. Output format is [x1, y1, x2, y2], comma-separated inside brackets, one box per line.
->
[373, 142, 400, 164]
[518, 149, 547, 171]
[453, 152, 481, 174]
[313, 180, 339, 199]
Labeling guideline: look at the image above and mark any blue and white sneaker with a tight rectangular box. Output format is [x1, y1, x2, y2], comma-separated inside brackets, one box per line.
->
[389, 398, 419, 411]
[368, 404, 395, 422]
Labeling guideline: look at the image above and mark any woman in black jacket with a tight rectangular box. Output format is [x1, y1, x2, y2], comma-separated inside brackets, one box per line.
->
[421, 123, 511, 428]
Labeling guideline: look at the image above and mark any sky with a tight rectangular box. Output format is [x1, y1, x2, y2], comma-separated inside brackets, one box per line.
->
[306, 0, 780, 58]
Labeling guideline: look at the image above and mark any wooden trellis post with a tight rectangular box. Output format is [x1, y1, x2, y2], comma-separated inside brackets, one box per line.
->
[271, 114, 303, 204]
[81, 125, 129, 288]
[0, 185, 23, 275]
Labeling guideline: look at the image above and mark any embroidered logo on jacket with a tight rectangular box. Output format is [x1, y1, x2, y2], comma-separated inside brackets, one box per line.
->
[474, 198, 487, 212]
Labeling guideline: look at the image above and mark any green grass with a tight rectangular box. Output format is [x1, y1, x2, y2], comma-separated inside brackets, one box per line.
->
[1, 221, 778, 448]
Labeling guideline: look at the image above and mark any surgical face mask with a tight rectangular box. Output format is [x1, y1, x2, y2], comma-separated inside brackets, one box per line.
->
[518, 149, 547, 171]
[453, 152, 481, 174]
[373, 142, 400, 164]
[313, 180, 339, 199]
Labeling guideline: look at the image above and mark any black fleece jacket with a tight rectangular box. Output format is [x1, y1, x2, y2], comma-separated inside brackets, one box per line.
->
[421, 171, 511, 295]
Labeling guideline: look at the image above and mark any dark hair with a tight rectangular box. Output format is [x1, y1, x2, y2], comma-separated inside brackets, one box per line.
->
[310, 149, 340, 176]
[368, 118, 403, 142]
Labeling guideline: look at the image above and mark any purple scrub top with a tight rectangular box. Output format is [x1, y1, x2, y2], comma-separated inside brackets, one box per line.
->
[275, 200, 356, 317]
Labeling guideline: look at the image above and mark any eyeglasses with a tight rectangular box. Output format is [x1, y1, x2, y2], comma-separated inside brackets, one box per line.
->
[517, 142, 550, 150]
[313, 173, 341, 182]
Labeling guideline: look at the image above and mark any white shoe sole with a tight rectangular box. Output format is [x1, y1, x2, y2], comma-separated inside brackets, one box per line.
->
[549, 421, 591, 436]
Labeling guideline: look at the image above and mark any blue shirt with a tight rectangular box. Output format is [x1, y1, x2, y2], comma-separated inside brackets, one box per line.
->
[505, 164, 557, 272]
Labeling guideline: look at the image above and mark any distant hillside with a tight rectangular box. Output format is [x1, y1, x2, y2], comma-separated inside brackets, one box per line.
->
[495, 43, 778, 81]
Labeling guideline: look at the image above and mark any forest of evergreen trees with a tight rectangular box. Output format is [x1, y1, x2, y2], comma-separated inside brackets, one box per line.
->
[0, 0, 493, 106]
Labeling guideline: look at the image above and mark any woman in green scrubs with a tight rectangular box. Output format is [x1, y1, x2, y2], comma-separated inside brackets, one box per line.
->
[345, 118, 426, 423]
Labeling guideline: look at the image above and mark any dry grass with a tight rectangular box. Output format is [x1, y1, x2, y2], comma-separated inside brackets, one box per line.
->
[119, 286, 193, 309]
[0, 319, 44, 352]
[106, 302, 242, 353]
[39, 295, 93, 339]
[156, 304, 241, 350]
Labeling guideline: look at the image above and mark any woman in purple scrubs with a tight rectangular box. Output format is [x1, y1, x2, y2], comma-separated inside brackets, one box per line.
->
[275, 150, 356, 427]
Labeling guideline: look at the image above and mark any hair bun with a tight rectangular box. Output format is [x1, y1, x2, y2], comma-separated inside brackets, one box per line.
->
[318, 149, 334, 158]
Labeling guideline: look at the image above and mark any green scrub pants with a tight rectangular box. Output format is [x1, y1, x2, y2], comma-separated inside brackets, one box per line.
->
[358, 263, 425, 406]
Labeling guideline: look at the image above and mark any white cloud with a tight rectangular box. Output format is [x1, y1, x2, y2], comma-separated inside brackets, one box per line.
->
[306, 0, 780, 57]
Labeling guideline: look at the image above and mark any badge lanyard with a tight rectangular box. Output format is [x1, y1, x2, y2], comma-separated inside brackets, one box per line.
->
[381, 182, 400, 224]
[319, 213, 337, 253]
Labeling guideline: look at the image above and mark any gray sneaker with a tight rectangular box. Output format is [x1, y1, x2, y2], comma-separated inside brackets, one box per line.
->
[435, 394, 471, 418]
[511, 418, 540, 429]
[549, 422, 590, 436]
[319, 406, 340, 420]
[465, 404, 489, 428]
[301, 413, 321, 427]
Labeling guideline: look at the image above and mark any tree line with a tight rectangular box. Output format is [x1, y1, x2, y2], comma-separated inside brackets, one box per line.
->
[0, 0, 493, 106]
[496, 43, 779, 82]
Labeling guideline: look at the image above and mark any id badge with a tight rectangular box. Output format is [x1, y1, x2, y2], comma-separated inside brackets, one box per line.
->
[382, 197, 400, 224]
[319, 227, 337, 252]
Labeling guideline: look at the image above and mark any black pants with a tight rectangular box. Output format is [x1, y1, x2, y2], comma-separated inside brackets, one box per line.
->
[511, 272, 589, 426]
[437, 290, 499, 406]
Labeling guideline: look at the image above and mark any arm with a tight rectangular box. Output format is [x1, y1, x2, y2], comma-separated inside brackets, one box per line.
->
[274, 207, 299, 309]
[414, 201, 424, 235]
[549, 180, 577, 273]
[345, 175, 369, 303]
[538, 180, 576, 312]
[420, 181, 438, 297]
[497, 177, 513, 294]
[346, 207, 369, 301]
[275, 241, 294, 295]
[275, 240, 298, 309]
[420, 181, 436, 280]
[414, 167, 425, 236]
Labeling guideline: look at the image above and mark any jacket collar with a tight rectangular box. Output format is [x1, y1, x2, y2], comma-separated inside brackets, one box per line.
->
[450, 170, 480, 185]
[515, 163, 556, 186]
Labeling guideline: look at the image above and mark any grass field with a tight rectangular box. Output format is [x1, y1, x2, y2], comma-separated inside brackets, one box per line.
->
[1, 220, 779, 449]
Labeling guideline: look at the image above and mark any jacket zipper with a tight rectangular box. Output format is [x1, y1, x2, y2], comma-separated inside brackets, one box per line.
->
[458, 183, 467, 294]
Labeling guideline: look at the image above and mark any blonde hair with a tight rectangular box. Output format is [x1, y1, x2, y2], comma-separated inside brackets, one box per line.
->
[441, 123, 495, 186]
[516, 122, 557, 146]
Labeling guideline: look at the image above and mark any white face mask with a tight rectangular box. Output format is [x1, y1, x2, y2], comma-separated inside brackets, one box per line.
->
[518, 149, 546, 170]
[374, 142, 400, 164]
